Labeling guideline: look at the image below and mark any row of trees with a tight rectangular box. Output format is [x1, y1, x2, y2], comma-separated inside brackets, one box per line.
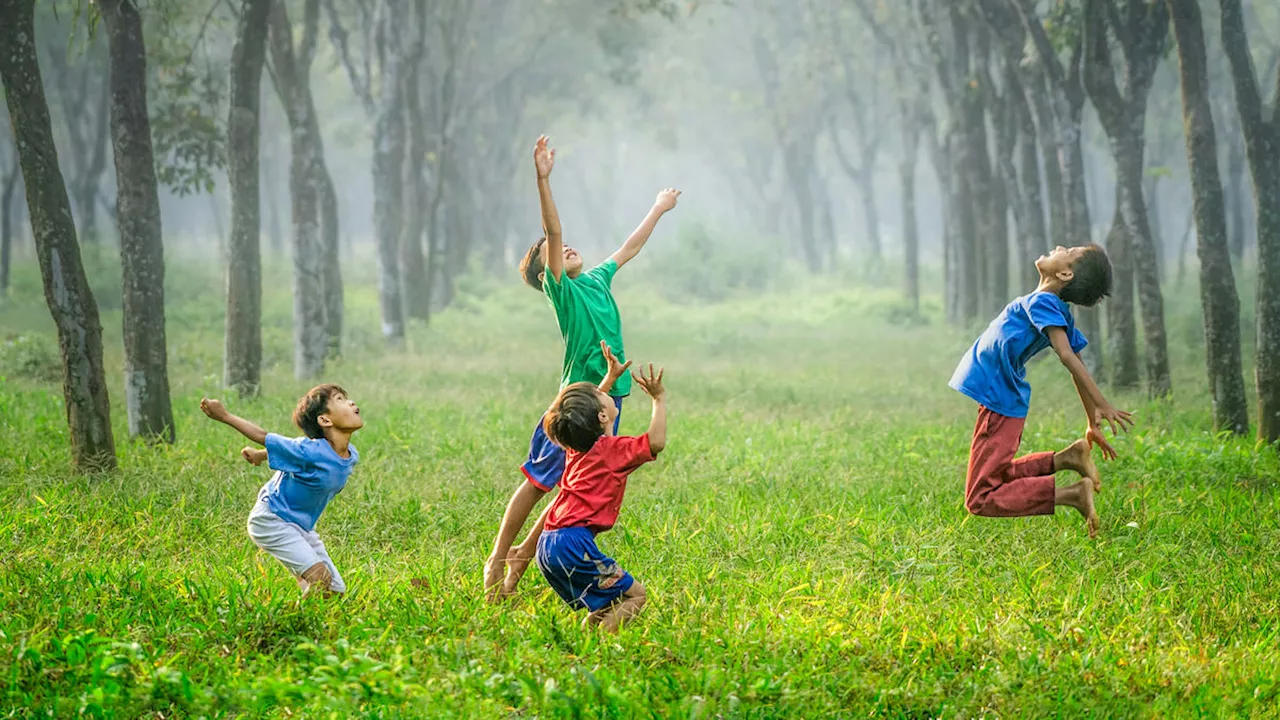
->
[0, 0, 677, 471]
[654, 0, 1277, 444]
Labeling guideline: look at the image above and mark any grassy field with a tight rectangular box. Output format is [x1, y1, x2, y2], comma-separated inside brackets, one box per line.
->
[1, 255, 1278, 718]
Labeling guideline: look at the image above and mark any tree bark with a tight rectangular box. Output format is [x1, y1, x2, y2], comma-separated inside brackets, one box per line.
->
[1103, 186, 1140, 389]
[1, 155, 19, 299]
[224, 0, 271, 396]
[318, 168, 342, 357]
[268, 0, 326, 380]
[372, 0, 407, 342]
[0, 0, 116, 471]
[900, 124, 920, 311]
[77, 81, 112, 247]
[100, 0, 175, 443]
[1219, 0, 1280, 444]
[400, 0, 430, 321]
[1013, 68, 1048, 292]
[1168, 0, 1250, 435]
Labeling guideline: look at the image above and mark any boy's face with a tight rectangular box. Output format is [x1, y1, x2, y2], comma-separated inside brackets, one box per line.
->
[595, 389, 618, 435]
[540, 242, 584, 278]
[1035, 245, 1088, 283]
[320, 392, 364, 433]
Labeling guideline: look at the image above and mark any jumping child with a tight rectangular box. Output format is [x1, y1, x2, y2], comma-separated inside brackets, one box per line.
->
[482, 134, 680, 599]
[200, 385, 362, 595]
[532, 358, 667, 631]
[949, 244, 1134, 537]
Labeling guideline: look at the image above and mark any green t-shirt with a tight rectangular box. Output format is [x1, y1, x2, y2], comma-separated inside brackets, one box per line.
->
[543, 259, 630, 397]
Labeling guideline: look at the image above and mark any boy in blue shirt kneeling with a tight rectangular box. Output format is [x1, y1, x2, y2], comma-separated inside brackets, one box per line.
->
[201, 384, 362, 595]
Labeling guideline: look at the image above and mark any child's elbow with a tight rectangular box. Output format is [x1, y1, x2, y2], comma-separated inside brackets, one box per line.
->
[649, 439, 666, 455]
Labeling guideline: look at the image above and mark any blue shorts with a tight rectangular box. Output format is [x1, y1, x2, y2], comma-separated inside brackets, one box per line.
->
[536, 526, 634, 612]
[522, 395, 624, 491]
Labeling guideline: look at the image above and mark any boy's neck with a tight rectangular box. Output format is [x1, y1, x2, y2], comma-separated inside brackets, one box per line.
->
[1035, 275, 1066, 296]
[323, 429, 353, 458]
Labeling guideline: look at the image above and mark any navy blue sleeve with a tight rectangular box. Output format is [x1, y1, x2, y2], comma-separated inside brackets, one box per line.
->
[265, 433, 313, 473]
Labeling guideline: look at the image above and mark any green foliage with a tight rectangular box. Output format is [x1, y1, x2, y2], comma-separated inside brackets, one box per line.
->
[0, 334, 61, 382]
[640, 221, 792, 302]
[149, 62, 226, 196]
[1, 260, 1278, 716]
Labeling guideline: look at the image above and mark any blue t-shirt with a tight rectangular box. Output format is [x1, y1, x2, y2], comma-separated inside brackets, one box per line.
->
[260, 433, 358, 531]
[949, 292, 1088, 418]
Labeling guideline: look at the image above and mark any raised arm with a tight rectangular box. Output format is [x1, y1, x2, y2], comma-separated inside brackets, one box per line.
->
[200, 398, 269, 445]
[1047, 328, 1134, 458]
[611, 188, 681, 269]
[534, 135, 564, 281]
[632, 364, 667, 454]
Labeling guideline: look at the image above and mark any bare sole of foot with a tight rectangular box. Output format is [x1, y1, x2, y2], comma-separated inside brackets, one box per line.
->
[1062, 438, 1101, 493]
[1074, 479, 1100, 539]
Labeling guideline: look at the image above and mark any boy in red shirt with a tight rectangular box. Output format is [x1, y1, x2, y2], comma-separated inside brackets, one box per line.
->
[530, 359, 667, 632]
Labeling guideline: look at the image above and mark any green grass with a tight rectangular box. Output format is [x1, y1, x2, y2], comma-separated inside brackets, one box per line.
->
[1, 256, 1279, 718]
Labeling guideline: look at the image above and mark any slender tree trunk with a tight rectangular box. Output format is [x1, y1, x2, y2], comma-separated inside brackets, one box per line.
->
[76, 81, 112, 247]
[1224, 120, 1246, 263]
[372, 0, 407, 342]
[1168, 0, 1250, 435]
[100, 0, 175, 442]
[1104, 186, 1140, 389]
[318, 168, 342, 357]
[1, 157, 19, 298]
[784, 144, 822, 273]
[0, 0, 116, 471]
[268, 1, 326, 380]
[224, 0, 271, 395]
[1014, 71, 1048, 291]
[900, 121, 920, 311]
[1219, 0, 1280, 444]
[400, 73, 429, 321]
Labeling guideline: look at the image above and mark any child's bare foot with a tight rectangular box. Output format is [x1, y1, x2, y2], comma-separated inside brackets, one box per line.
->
[1056, 438, 1100, 492]
[1056, 478, 1099, 539]
[500, 548, 534, 597]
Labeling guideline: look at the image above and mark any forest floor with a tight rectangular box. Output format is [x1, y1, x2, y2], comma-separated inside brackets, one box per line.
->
[1, 256, 1278, 717]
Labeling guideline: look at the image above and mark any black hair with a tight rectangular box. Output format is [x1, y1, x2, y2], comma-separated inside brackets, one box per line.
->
[1060, 244, 1113, 307]
[518, 237, 547, 291]
[293, 384, 347, 439]
[543, 382, 606, 453]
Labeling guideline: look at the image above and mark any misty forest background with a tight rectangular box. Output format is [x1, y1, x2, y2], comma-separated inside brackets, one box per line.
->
[2, 0, 1280, 716]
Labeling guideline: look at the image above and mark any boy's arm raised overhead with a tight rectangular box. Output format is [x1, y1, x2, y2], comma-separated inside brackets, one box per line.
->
[200, 398, 268, 445]
[611, 188, 681, 270]
[535, 135, 564, 282]
[1046, 328, 1135, 459]
[633, 364, 667, 454]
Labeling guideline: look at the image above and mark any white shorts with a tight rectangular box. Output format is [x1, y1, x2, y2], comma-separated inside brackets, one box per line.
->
[246, 486, 346, 593]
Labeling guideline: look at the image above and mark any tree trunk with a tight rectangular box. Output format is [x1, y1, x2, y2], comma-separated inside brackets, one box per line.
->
[1, 156, 19, 298]
[224, 0, 271, 396]
[1219, 0, 1280, 444]
[900, 121, 920, 311]
[1104, 187, 1140, 389]
[318, 168, 342, 357]
[268, 0, 326, 380]
[0, 0, 116, 471]
[783, 143, 822, 273]
[371, 0, 407, 342]
[100, 0, 175, 443]
[400, 1, 429, 321]
[1168, 0, 1250, 435]
[1014, 70, 1048, 291]
[1025, 75, 1068, 248]
[76, 81, 112, 247]
[1224, 119, 1247, 264]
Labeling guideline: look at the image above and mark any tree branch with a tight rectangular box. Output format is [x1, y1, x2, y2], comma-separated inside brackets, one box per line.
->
[299, 0, 320, 69]
[1008, 0, 1067, 89]
[180, 0, 225, 75]
[323, 0, 375, 115]
[826, 116, 864, 181]
[1219, 0, 1265, 142]
[1082, 0, 1125, 136]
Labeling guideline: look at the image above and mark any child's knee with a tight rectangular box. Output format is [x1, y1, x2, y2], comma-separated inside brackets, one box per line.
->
[964, 493, 992, 517]
[625, 581, 647, 606]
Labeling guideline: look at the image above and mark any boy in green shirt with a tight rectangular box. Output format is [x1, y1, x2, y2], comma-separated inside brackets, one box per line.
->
[483, 135, 680, 600]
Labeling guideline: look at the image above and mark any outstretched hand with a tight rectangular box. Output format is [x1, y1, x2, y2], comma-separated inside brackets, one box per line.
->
[654, 188, 681, 212]
[200, 398, 229, 423]
[601, 341, 632, 382]
[1094, 404, 1135, 437]
[534, 135, 555, 179]
[241, 447, 266, 466]
[1086, 425, 1117, 461]
[632, 364, 666, 400]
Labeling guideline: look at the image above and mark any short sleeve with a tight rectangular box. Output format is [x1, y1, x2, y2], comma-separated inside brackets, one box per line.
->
[585, 259, 618, 288]
[604, 434, 655, 474]
[542, 268, 574, 310]
[265, 433, 313, 473]
[1069, 327, 1089, 354]
[1026, 293, 1072, 335]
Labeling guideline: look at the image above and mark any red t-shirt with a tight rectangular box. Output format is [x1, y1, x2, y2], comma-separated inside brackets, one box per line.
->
[544, 434, 656, 534]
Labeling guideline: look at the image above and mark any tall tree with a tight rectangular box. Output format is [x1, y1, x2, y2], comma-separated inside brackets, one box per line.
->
[1081, 0, 1171, 397]
[43, 42, 112, 248]
[100, 0, 175, 442]
[326, 0, 408, 343]
[224, 0, 271, 396]
[0, 0, 116, 471]
[1219, 0, 1280, 445]
[400, 0, 430, 322]
[1166, 0, 1249, 435]
[0, 132, 20, 300]
[268, 0, 330, 378]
